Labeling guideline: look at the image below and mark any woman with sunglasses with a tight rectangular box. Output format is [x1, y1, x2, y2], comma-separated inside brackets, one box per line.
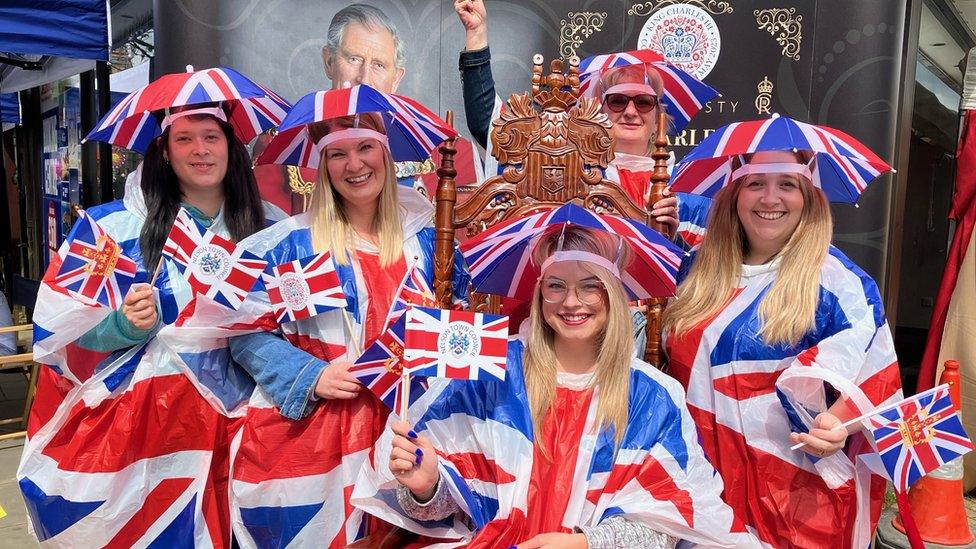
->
[353, 225, 760, 548]
[455, 0, 686, 236]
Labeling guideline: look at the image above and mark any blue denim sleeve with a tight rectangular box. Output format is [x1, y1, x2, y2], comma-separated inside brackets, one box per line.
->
[459, 46, 496, 150]
[229, 331, 328, 420]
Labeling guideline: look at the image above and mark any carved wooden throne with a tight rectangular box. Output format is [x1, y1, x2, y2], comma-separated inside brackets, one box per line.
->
[432, 54, 673, 367]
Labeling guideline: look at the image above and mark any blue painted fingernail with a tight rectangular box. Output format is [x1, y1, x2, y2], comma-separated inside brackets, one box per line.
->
[407, 430, 418, 439]
[415, 448, 423, 457]
[415, 455, 422, 465]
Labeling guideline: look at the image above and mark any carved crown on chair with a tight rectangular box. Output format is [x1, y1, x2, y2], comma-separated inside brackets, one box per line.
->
[432, 53, 674, 367]
[453, 54, 648, 233]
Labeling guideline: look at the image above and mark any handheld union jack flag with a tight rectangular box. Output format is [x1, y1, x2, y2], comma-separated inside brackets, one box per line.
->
[160, 208, 267, 310]
[349, 315, 426, 411]
[404, 306, 508, 382]
[868, 384, 974, 492]
[383, 264, 438, 331]
[263, 251, 346, 323]
[52, 209, 139, 308]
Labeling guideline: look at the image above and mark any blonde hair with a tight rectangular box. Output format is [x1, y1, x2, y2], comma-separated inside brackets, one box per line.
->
[663, 153, 833, 346]
[523, 226, 634, 455]
[308, 114, 403, 266]
[596, 64, 674, 138]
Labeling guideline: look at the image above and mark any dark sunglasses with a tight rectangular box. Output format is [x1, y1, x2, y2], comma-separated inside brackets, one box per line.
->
[604, 93, 659, 113]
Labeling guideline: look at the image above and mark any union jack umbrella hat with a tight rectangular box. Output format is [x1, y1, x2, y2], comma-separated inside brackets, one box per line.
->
[86, 65, 291, 152]
[459, 203, 684, 301]
[254, 84, 457, 169]
[669, 113, 893, 203]
[578, 48, 719, 134]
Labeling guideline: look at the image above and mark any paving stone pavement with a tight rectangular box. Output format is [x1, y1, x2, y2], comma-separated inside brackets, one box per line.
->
[0, 438, 36, 548]
[0, 363, 37, 547]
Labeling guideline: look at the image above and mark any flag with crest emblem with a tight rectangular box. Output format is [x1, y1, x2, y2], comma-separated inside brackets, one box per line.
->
[868, 384, 974, 492]
[52, 209, 139, 308]
[160, 208, 267, 310]
[263, 251, 346, 323]
[403, 306, 508, 382]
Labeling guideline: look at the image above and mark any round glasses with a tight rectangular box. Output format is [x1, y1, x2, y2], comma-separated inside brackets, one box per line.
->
[540, 278, 607, 305]
[604, 93, 659, 113]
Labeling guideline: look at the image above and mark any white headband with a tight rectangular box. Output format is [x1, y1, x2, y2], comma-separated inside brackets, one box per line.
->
[315, 127, 390, 154]
[602, 83, 657, 98]
[730, 162, 813, 183]
[540, 250, 621, 278]
[161, 106, 227, 131]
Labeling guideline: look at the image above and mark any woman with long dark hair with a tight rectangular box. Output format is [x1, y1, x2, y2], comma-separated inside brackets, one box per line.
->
[71, 103, 269, 352]
[24, 90, 284, 545]
[139, 104, 266, 278]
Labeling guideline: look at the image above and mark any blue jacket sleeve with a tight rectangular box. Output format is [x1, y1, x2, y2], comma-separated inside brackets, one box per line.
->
[229, 331, 328, 419]
[77, 309, 158, 352]
[459, 46, 496, 150]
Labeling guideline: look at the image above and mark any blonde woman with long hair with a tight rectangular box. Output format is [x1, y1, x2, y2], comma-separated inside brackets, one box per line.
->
[353, 225, 759, 549]
[226, 111, 469, 545]
[663, 150, 903, 548]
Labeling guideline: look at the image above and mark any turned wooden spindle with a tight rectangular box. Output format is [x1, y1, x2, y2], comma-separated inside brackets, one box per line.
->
[433, 111, 458, 308]
[647, 109, 672, 236]
[644, 108, 672, 368]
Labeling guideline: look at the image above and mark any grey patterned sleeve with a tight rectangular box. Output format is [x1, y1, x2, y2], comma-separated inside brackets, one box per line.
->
[578, 516, 678, 549]
[394, 477, 461, 521]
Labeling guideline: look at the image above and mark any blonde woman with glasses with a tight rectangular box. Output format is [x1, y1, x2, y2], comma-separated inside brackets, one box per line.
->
[354, 225, 759, 549]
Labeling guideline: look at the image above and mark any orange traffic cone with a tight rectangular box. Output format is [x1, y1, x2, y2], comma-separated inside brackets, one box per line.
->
[892, 360, 975, 545]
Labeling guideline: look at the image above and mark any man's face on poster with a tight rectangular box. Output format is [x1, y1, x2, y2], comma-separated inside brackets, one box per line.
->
[323, 22, 404, 93]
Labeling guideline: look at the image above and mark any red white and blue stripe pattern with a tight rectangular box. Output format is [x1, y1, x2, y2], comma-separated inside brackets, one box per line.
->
[352, 339, 758, 547]
[255, 84, 457, 169]
[404, 306, 508, 382]
[19, 341, 240, 547]
[670, 114, 892, 203]
[161, 208, 267, 311]
[86, 66, 291, 152]
[868, 384, 974, 493]
[263, 251, 346, 324]
[383, 263, 438, 331]
[52, 209, 139, 309]
[460, 203, 684, 301]
[349, 315, 426, 412]
[578, 49, 719, 135]
[668, 246, 903, 547]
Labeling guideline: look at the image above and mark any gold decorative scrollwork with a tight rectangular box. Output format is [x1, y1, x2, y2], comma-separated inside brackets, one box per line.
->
[755, 8, 802, 61]
[629, 0, 733, 17]
[559, 12, 607, 58]
[287, 165, 315, 212]
[755, 76, 773, 115]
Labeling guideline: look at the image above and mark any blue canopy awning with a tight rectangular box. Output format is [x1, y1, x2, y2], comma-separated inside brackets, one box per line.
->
[0, 92, 18, 125]
[0, 0, 110, 61]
